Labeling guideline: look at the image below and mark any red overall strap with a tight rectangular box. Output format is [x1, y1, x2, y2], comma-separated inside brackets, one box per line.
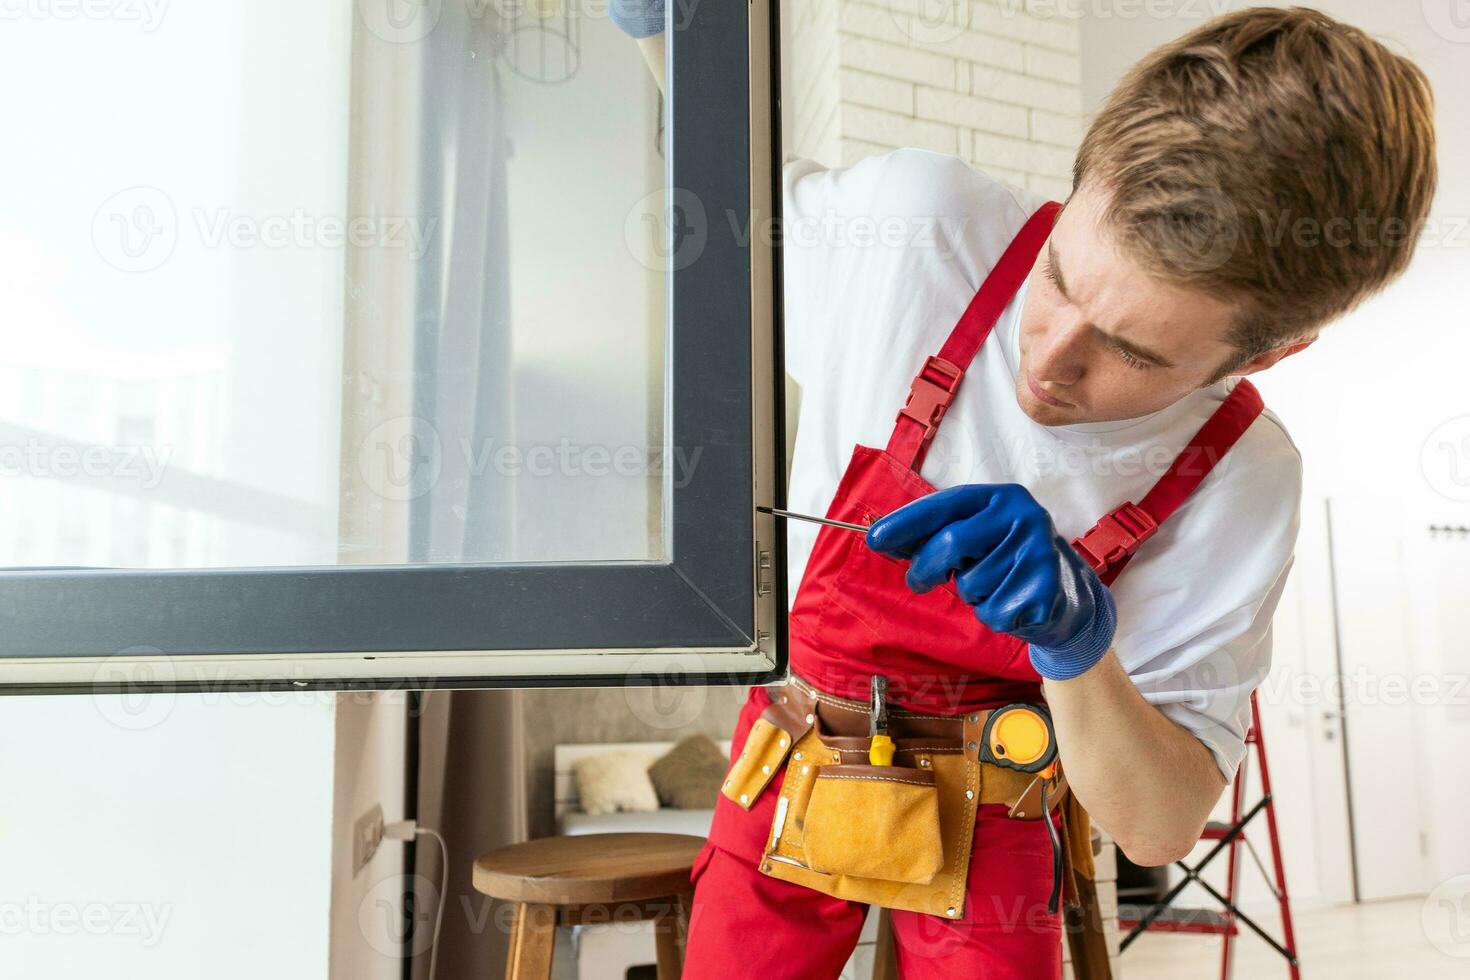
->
[886, 200, 1063, 470]
[1072, 378, 1267, 584]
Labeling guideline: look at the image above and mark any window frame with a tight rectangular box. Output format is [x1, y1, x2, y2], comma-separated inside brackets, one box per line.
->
[0, 0, 787, 695]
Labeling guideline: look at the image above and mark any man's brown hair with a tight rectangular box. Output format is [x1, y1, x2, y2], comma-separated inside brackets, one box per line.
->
[1073, 6, 1437, 371]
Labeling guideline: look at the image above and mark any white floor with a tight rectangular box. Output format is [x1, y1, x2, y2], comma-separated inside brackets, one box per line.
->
[1119, 896, 1468, 979]
[552, 894, 1467, 979]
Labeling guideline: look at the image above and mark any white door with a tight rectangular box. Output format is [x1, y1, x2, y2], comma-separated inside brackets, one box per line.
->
[1327, 495, 1433, 901]
[1254, 496, 1356, 908]
[1400, 513, 1470, 891]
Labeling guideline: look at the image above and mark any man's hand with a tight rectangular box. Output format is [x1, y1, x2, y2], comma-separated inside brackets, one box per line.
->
[869, 484, 1227, 864]
[609, 0, 666, 94]
[866, 484, 1116, 680]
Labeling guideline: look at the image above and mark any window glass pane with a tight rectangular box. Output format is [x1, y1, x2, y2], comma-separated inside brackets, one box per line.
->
[0, 1, 668, 570]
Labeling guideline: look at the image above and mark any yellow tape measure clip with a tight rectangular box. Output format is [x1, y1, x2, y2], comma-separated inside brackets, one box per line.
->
[980, 703, 1058, 774]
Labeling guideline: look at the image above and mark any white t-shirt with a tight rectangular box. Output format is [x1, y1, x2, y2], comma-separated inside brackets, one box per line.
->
[781, 148, 1303, 783]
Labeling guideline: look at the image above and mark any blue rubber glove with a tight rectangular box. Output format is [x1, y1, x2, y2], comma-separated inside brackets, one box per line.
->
[608, 0, 665, 38]
[865, 484, 1117, 680]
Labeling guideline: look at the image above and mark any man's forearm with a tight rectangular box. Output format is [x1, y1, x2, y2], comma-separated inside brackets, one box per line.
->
[1043, 649, 1225, 866]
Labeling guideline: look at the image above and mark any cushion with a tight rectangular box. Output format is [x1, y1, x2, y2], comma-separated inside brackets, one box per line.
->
[648, 733, 729, 810]
[572, 750, 660, 816]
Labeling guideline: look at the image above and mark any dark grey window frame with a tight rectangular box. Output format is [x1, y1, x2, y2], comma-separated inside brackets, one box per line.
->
[0, 0, 787, 695]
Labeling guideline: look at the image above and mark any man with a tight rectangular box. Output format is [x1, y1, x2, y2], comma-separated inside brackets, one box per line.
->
[614, 5, 1435, 977]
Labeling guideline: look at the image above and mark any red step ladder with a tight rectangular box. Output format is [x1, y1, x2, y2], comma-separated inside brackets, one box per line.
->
[1117, 691, 1301, 979]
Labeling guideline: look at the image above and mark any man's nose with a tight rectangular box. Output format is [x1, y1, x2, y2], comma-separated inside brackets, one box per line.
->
[1031, 317, 1088, 386]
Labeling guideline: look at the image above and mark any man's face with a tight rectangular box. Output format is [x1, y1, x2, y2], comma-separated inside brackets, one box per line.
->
[1015, 184, 1243, 426]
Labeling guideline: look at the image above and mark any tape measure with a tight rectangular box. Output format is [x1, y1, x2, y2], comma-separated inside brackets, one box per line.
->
[979, 703, 1058, 775]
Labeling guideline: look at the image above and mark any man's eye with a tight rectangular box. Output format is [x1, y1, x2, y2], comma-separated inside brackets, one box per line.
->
[1043, 262, 1061, 290]
[1114, 344, 1150, 371]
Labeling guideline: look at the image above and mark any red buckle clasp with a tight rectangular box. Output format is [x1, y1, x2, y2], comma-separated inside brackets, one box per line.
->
[1072, 502, 1159, 573]
[896, 356, 963, 447]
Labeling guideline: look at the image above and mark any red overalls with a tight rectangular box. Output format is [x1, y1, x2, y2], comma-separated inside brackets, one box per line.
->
[684, 201, 1265, 978]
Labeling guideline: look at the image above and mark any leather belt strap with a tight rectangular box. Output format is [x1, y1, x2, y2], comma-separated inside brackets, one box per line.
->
[776, 675, 1064, 816]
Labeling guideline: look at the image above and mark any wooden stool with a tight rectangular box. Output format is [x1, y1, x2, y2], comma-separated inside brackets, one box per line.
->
[472, 832, 704, 980]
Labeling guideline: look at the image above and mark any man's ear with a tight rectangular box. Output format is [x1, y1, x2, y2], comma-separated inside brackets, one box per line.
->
[1233, 336, 1317, 377]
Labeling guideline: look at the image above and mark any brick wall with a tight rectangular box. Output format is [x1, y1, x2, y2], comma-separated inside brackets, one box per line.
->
[784, 0, 1083, 201]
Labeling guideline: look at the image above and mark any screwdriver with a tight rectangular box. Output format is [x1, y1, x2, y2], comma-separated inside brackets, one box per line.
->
[756, 506, 870, 535]
[868, 674, 896, 766]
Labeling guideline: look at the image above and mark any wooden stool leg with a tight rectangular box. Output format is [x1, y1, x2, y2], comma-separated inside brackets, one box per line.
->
[507, 902, 556, 980]
[675, 890, 693, 949]
[654, 892, 693, 979]
[872, 908, 899, 980]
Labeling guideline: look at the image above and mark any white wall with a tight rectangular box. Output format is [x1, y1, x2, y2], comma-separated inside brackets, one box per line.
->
[1078, 1, 1470, 911]
[0, 695, 335, 979]
[329, 695, 409, 980]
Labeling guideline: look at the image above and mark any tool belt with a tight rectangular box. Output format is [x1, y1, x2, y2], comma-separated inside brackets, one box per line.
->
[720, 673, 1098, 920]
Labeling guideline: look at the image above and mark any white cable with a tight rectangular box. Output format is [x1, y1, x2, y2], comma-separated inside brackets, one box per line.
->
[385, 820, 449, 980]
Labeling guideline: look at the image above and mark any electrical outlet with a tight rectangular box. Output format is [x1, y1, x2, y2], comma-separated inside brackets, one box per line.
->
[353, 803, 385, 875]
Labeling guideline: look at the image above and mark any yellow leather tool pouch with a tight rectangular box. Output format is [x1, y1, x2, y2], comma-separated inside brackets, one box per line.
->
[761, 727, 977, 918]
[801, 764, 944, 884]
[720, 717, 797, 810]
[754, 683, 1067, 920]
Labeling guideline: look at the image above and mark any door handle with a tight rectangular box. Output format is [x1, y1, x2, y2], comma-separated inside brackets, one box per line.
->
[1321, 709, 1341, 741]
